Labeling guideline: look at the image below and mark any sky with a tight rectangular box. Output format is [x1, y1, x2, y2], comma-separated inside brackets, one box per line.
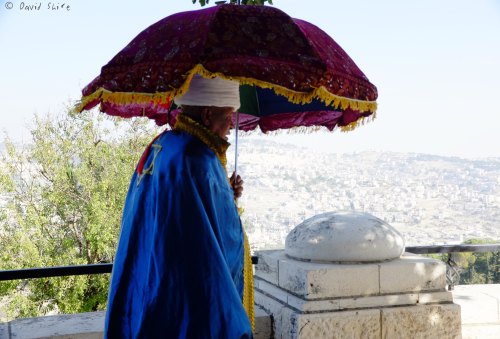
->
[0, 0, 499, 158]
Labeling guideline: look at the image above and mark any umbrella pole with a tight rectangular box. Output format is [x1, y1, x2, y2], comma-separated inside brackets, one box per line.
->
[234, 110, 240, 205]
[234, 110, 239, 178]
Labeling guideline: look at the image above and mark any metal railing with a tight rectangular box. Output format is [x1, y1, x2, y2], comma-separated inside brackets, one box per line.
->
[1, 245, 499, 290]
[0, 257, 259, 281]
[406, 244, 500, 290]
[0, 263, 113, 281]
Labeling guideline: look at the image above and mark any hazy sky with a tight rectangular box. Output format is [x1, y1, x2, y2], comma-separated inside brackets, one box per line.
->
[1, 0, 499, 158]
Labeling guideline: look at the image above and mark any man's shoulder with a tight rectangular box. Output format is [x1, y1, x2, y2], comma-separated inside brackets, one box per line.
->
[158, 130, 211, 153]
[155, 130, 218, 168]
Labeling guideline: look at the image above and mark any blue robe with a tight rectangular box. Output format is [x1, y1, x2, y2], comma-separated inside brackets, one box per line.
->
[105, 129, 253, 338]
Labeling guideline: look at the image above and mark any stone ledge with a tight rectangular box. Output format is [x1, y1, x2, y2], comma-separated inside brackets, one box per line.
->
[0, 307, 271, 339]
[256, 288, 461, 339]
[255, 277, 453, 313]
[5, 311, 105, 339]
[2, 285, 498, 338]
[0, 323, 9, 339]
[255, 250, 448, 300]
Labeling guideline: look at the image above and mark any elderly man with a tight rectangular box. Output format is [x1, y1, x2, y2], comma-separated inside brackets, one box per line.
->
[105, 75, 253, 338]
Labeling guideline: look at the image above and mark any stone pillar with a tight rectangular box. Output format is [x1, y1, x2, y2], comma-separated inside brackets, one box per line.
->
[254, 212, 462, 339]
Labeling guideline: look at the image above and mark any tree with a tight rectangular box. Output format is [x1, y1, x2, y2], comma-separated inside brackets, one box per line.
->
[458, 239, 499, 284]
[0, 110, 162, 320]
[424, 238, 500, 286]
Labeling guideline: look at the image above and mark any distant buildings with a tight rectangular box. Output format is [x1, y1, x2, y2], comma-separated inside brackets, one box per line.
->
[230, 140, 500, 251]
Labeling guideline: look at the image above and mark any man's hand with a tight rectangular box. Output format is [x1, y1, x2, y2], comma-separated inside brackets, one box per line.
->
[229, 172, 244, 199]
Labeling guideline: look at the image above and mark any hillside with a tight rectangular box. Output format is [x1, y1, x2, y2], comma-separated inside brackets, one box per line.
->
[227, 138, 500, 250]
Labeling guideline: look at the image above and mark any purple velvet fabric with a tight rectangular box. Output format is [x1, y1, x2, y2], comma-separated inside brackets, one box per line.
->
[81, 5, 377, 133]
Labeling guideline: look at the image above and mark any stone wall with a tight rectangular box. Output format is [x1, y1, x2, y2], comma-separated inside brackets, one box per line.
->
[255, 250, 462, 339]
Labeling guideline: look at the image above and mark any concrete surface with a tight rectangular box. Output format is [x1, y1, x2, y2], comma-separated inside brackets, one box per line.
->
[452, 284, 500, 339]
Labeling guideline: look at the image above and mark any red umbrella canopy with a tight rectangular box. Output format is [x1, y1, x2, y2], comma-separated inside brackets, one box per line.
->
[78, 4, 378, 133]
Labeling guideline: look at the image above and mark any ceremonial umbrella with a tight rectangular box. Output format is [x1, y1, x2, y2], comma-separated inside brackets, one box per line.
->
[77, 4, 378, 172]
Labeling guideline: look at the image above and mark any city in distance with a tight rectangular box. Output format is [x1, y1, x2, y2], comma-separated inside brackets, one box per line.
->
[228, 138, 500, 251]
[1, 137, 498, 250]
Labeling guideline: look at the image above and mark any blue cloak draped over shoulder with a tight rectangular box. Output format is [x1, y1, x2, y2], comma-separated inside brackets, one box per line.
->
[105, 129, 253, 338]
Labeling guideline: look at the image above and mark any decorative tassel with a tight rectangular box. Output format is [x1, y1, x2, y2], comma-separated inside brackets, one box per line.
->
[242, 231, 255, 332]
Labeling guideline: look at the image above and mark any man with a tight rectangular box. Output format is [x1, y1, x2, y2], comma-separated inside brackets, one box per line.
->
[105, 74, 253, 338]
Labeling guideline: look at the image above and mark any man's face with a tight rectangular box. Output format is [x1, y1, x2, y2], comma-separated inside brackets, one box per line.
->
[204, 107, 235, 141]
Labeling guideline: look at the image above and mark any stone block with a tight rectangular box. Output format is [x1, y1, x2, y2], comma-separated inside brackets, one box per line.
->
[337, 293, 419, 311]
[418, 291, 454, 304]
[282, 309, 381, 339]
[258, 282, 452, 313]
[254, 305, 272, 339]
[379, 253, 446, 294]
[10, 311, 104, 339]
[255, 250, 283, 285]
[285, 293, 340, 313]
[255, 289, 288, 338]
[381, 304, 461, 339]
[0, 323, 9, 339]
[286, 291, 421, 313]
[255, 278, 290, 305]
[279, 306, 298, 339]
[278, 258, 379, 299]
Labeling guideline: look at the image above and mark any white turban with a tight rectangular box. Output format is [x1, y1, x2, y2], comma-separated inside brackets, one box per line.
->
[174, 74, 240, 110]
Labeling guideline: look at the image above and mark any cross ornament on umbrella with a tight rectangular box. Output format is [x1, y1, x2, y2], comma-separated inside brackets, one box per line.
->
[77, 4, 378, 176]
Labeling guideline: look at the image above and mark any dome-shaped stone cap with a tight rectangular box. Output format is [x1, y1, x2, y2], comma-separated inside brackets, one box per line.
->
[285, 211, 405, 263]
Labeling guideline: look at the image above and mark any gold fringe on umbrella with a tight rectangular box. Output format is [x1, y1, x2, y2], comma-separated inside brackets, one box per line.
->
[340, 112, 377, 132]
[77, 64, 378, 133]
[76, 89, 173, 113]
[185, 65, 378, 113]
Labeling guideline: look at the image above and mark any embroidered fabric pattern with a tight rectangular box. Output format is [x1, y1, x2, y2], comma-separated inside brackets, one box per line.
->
[77, 5, 378, 134]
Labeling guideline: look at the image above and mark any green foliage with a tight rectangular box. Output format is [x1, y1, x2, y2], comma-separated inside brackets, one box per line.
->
[192, 0, 273, 7]
[0, 110, 162, 320]
[424, 238, 500, 285]
[458, 239, 500, 284]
